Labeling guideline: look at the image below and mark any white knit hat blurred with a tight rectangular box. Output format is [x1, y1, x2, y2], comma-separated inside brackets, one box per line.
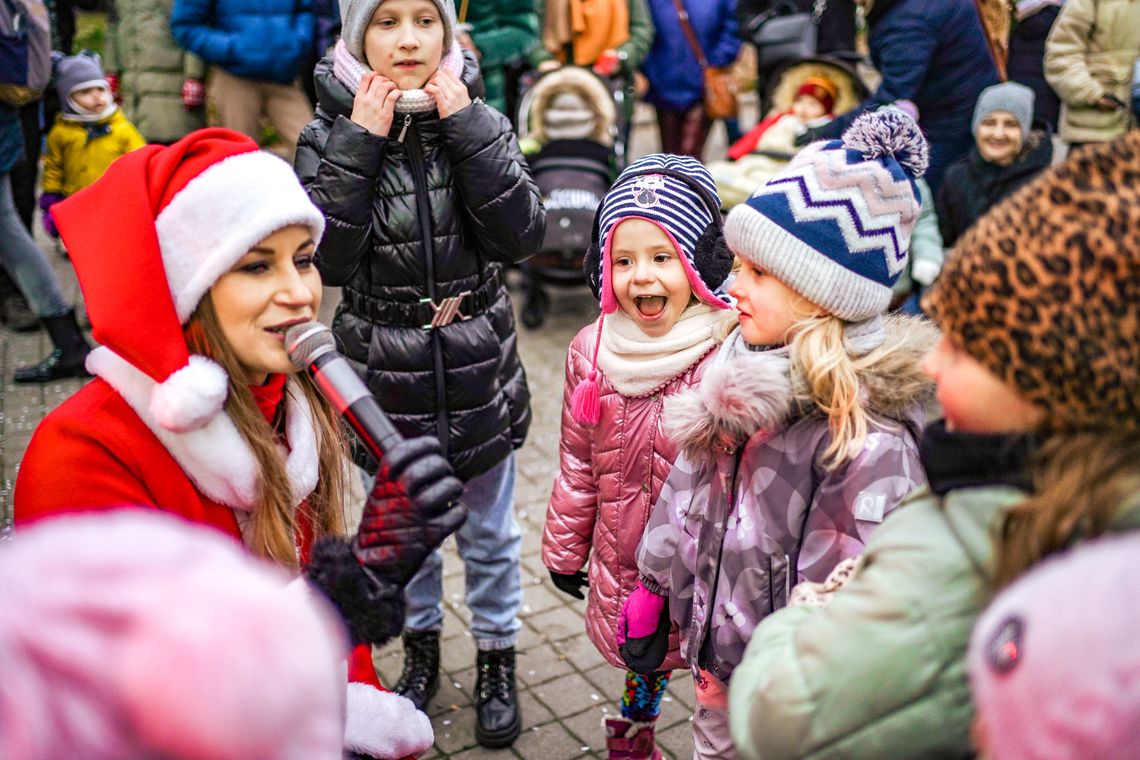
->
[968, 533, 1140, 760]
[0, 511, 348, 760]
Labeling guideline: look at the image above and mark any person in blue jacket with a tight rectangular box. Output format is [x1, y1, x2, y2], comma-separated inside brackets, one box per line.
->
[170, 0, 316, 159]
[642, 0, 740, 160]
[800, 0, 999, 191]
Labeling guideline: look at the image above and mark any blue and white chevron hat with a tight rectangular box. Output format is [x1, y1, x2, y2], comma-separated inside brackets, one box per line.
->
[724, 108, 930, 321]
[595, 154, 730, 314]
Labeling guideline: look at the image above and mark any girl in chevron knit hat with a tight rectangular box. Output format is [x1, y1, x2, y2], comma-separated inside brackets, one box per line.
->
[543, 153, 737, 759]
[623, 108, 938, 759]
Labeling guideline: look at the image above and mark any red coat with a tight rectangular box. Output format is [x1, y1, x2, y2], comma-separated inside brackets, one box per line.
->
[15, 347, 434, 760]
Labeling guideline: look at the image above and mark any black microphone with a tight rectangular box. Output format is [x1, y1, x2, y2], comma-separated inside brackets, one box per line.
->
[285, 321, 403, 460]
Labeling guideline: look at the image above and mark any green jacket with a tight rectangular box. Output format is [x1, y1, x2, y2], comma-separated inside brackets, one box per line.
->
[729, 481, 1140, 760]
[465, 0, 539, 114]
[105, 0, 206, 144]
[531, 0, 654, 72]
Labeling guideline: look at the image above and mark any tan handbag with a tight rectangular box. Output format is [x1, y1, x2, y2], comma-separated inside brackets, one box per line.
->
[672, 0, 738, 120]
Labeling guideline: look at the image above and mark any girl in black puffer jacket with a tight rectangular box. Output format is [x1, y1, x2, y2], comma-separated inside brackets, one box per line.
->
[294, 0, 545, 749]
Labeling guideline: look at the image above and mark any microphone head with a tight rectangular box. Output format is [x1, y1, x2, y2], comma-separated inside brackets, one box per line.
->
[285, 321, 336, 370]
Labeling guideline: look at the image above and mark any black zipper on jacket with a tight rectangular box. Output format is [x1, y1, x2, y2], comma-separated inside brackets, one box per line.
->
[403, 120, 451, 456]
[697, 447, 745, 673]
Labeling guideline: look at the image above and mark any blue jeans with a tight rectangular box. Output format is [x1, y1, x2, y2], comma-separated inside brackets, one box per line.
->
[0, 174, 69, 318]
[404, 453, 522, 650]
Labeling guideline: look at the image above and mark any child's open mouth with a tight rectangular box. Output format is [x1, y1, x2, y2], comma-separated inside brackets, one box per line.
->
[635, 296, 667, 317]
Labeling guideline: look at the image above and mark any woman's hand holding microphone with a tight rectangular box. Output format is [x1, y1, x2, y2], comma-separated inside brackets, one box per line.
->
[307, 435, 466, 646]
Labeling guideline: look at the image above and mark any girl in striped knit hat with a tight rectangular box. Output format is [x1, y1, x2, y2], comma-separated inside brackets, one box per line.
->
[543, 153, 737, 759]
[623, 108, 938, 758]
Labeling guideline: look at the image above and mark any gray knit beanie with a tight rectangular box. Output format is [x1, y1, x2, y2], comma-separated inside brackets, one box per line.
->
[972, 81, 1035, 137]
[55, 52, 109, 116]
[338, 0, 456, 63]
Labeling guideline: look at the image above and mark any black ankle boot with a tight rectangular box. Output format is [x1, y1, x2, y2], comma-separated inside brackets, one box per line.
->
[395, 630, 440, 710]
[13, 309, 91, 384]
[475, 647, 521, 748]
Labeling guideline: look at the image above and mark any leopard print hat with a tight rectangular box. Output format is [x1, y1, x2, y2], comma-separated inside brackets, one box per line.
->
[924, 131, 1140, 432]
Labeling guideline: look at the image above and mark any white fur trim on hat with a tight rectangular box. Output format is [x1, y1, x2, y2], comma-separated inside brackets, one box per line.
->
[86, 347, 320, 511]
[155, 151, 326, 323]
[344, 683, 434, 758]
[148, 354, 229, 433]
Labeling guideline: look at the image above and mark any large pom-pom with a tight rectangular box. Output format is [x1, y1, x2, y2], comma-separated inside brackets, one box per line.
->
[842, 107, 930, 178]
[149, 355, 229, 432]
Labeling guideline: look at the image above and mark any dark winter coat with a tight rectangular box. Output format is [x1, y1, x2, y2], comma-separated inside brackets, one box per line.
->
[294, 55, 545, 482]
[642, 0, 740, 112]
[1008, 5, 1063, 131]
[170, 0, 315, 84]
[812, 0, 1000, 191]
[936, 127, 1054, 247]
[0, 105, 23, 175]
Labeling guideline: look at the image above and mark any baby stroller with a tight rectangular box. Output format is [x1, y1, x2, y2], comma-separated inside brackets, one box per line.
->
[515, 66, 628, 329]
[709, 55, 869, 209]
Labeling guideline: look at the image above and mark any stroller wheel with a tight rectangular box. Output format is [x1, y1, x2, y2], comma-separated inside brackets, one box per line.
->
[521, 286, 551, 330]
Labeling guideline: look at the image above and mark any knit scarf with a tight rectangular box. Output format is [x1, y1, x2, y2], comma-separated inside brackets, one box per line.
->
[332, 38, 466, 114]
[542, 0, 630, 67]
[596, 303, 732, 397]
[250, 373, 288, 429]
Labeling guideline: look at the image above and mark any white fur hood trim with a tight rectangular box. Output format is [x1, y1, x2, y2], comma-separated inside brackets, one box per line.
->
[87, 346, 320, 510]
[664, 347, 795, 460]
[664, 315, 937, 460]
[344, 683, 434, 758]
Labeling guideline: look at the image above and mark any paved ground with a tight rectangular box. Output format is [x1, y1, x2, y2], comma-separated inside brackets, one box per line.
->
[0, 101, 751, 757]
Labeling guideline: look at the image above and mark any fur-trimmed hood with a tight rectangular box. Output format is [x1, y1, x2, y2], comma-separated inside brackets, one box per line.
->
[525, 66, 616, 146]
[665, 315, 938, 459]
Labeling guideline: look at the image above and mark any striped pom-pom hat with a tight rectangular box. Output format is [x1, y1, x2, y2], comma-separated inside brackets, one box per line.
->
[594, 154, 731, 314]
[724, 107, 929, 321]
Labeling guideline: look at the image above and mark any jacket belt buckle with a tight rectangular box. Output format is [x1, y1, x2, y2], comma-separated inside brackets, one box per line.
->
[420, 291, 472, 329]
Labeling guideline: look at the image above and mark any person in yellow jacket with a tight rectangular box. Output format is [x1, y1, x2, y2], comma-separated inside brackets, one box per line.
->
[40, 53, 145, 238]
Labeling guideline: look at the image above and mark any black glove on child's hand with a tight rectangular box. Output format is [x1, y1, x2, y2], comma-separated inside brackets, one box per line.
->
[354, 436, 467, 585]
[549, 569, 589, 600]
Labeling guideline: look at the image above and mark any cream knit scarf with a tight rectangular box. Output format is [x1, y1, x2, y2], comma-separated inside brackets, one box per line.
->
[596, 303, 734, 397]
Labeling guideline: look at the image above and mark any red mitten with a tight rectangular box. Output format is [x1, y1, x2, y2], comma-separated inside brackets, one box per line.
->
[592, 50, 622, 77]
[105, 72, 121, 104]
[181, 78, 206, 109]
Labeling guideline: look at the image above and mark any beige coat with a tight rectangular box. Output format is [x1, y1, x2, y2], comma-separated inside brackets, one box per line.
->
[1044, 0, 1140, 142]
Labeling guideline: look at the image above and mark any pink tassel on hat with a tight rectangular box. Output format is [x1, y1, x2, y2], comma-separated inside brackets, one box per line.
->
[570, 317, 605, 425]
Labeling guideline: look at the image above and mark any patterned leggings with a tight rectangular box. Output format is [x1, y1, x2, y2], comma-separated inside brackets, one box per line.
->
[621, 670, 671, 722]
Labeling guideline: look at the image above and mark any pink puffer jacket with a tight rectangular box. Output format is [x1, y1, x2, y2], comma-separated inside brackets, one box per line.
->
[543, 322, 715, 671]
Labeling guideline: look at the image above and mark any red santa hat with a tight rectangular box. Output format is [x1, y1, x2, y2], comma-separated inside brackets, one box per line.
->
[52, 128, 326, 433]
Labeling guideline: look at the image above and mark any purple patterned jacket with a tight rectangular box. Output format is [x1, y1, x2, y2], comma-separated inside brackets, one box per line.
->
[636, 317, 937, 681]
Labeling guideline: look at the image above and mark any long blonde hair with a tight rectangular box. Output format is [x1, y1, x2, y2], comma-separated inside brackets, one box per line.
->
[789, 313, 897, 469]
[185, 295, 348, 567]
[995, 430, 1140, 587]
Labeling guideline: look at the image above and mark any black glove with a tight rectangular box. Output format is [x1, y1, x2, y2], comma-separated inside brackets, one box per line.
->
[549, 569, 589, 600]
[306, 436, 466, 646]
[353, 437, 466, 579]
[618, 596, 671, 676]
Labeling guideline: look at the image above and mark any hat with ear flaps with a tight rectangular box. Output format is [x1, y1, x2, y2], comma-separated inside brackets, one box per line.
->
[51, 128, 326, 434]
[572, 154, 734, 425]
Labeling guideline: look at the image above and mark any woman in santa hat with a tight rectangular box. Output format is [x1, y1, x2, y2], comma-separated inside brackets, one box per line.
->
[13, 127, 465, 760]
